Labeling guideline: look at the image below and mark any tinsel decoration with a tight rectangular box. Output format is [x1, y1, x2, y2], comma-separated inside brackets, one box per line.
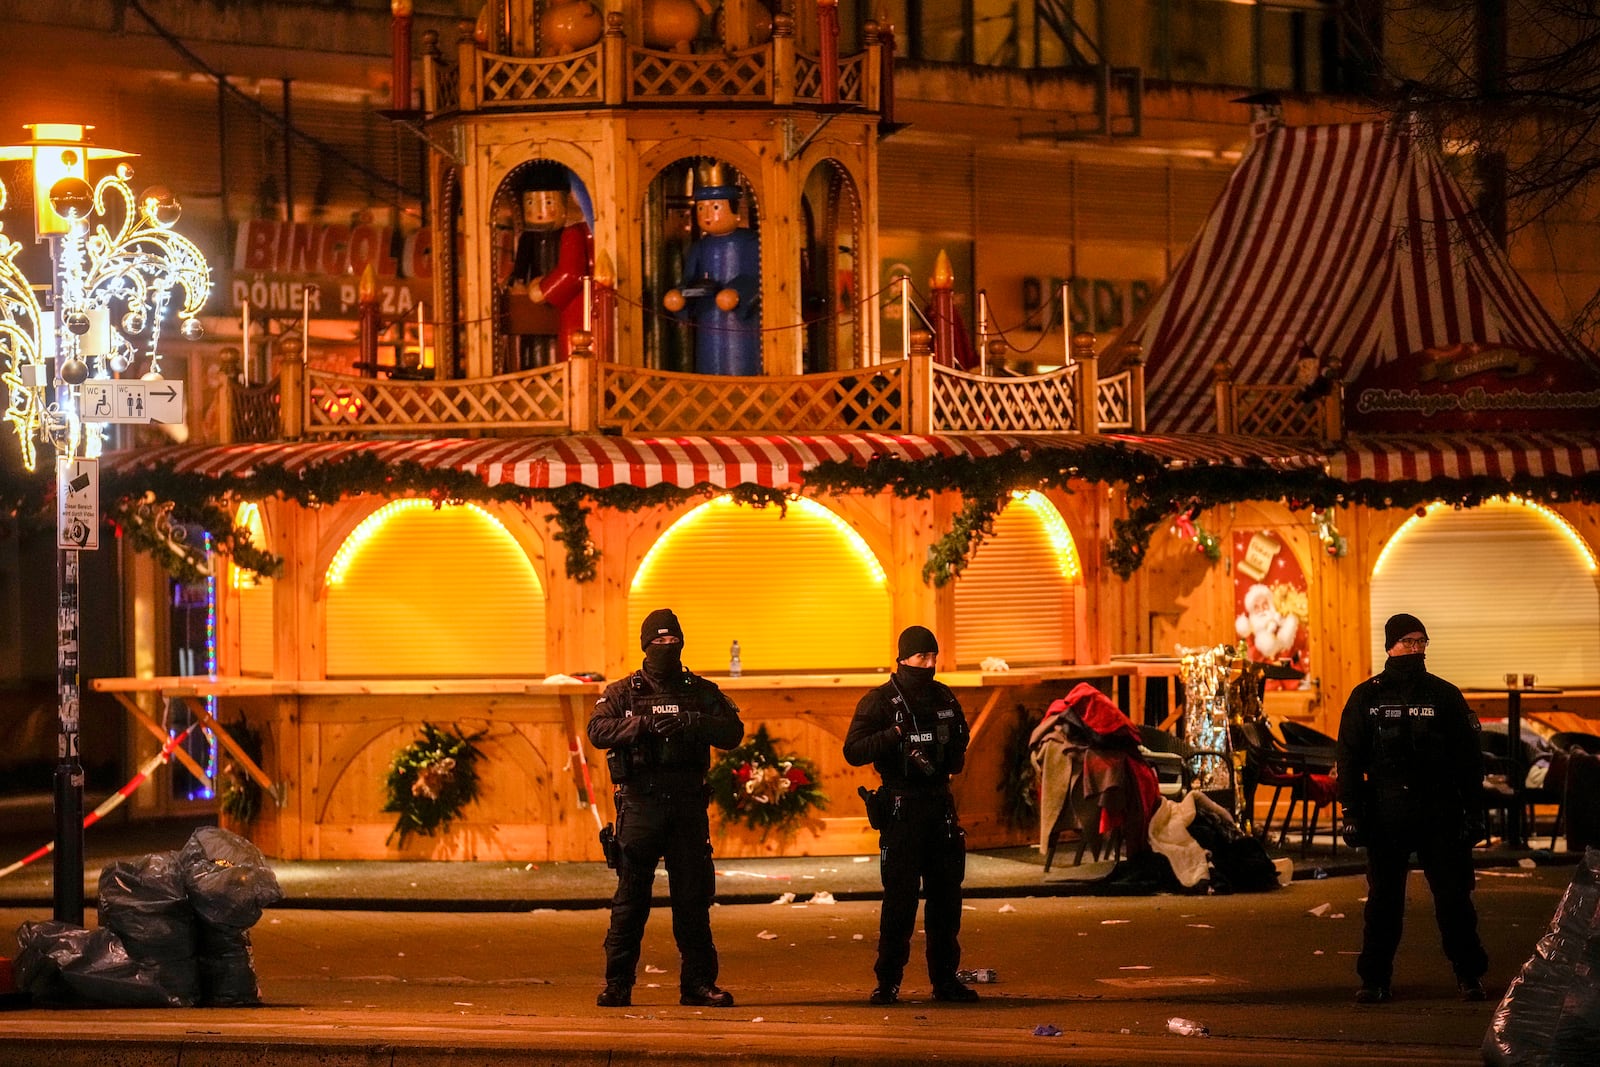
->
[707, 725, 827, 837]
[382, 722, 485, 846]
[217, 719, 265, 827]
[1311, 509, 1348, 558]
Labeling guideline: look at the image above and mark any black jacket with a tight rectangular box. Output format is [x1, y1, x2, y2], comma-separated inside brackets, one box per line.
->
[843, 673, 969, 793]
[588, 665, 744, 791]
[1335, 656, 1483, 830]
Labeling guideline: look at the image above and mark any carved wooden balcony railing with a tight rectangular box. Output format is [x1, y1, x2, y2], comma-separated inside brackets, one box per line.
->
[425, 25, 880, 114]
[1213, 359, 1341, 440]
[299, 364, 570, 435]
[215, 351, 1144, 443]
[930, 363, 1079, 433]
[476, 46, 603, 107]
[598, 361, 907, 434]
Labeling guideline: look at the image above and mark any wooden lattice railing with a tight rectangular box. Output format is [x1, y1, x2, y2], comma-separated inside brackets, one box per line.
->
[216, 354, 1142, 442]
[302, 365, 570, 434]
[1095, 369, 1137, 430]
[477, 47, 603, 106]
[930, 363, 1079, 433]
[1231, 384, 1328, 439]
[626, 44, 772, 101]
[837, 53, 865, 105]
[598, 361, 907, 434]
[229, 379, 283, 443]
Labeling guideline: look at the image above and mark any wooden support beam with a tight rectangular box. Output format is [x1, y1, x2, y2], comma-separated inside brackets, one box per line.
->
[172, 692, 279, 798]
[108, 691, 213, 788]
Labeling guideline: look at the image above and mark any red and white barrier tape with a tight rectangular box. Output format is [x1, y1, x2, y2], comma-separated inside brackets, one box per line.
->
[0, 722, 201, 881]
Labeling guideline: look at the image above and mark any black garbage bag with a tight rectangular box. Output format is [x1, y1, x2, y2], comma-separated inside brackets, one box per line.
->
[196, 925, 261, 1007]
[98, 851, 199, 1006]
[14, 920, 179, 1008]
[1483, 848, 1600, 1066]
[1187, 799, 1279, 893]
[179, 826, 282, 929]
[1101, 850, 1182, 895]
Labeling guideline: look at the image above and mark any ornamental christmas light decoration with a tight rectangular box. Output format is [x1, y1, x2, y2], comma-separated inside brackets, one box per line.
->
[0, 123, 211, 472]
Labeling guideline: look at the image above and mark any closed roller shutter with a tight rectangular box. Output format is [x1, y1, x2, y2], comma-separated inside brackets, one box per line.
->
[1369, 500, 1600, 688]
[880, 142, 974, 236]
[953, 492, 1081, 667]
[1074, 162, 1172, 245]
[978, 153, 1072, 239]
[325, 501, 545, 677]
[629, 497, 891, 672]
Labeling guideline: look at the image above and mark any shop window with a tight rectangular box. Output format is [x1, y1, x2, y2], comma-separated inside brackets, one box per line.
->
[232, 502, 274, 676]
[628, 497, 890, 672]
[1370, 498, 1600, 687]
[325, 501, 545, 677]
[953, 491, 1082, 667]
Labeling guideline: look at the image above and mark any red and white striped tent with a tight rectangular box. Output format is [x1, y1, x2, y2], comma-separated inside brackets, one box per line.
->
[1115, 117, 1597, 435]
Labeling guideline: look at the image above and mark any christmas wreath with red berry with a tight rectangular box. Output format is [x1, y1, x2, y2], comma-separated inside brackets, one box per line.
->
[707, 725, 827, 836]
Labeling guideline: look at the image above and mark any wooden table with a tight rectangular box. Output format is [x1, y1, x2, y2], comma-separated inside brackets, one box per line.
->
[1464, 685, 1563, 848]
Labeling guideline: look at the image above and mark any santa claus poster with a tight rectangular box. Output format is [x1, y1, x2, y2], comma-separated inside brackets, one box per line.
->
[1232, 529, 1311, 690]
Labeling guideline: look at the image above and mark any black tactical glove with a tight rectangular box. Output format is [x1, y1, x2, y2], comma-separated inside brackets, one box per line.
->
[648, 713, 686, 737]
[1340, 821, 1367, 849]
[904, 743, 937, 777]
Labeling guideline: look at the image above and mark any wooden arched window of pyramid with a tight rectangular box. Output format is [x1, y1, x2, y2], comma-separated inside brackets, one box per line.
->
[801, 159, 863, 372]
[953, 491, 1083, 667]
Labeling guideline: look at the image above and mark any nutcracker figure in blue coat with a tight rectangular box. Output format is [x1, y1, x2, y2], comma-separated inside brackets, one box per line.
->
[663, 166, 761, 375]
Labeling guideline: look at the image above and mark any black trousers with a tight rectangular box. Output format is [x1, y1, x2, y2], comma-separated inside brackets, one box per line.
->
[602, 790, 719, 991]
[1358, 828, 1488, 988]
[875, 792, 966, 988]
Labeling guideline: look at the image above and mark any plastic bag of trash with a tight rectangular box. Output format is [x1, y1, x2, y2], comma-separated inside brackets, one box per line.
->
[14, 920, 179, 1008]
[196, 925, 261, 1007]
[1483, 847, 1600, 1066]
[179, 826, 282, 929]
[98, 850, 199, 1006]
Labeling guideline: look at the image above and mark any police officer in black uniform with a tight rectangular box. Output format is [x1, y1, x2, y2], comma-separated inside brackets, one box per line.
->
[843, 625, 977, 1006]
[588, 608, 744, 1008]
[1336, 612, 1489, 1005]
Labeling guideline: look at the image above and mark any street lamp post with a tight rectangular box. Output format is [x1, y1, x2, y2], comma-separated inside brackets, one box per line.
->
[0, 123, 211, 924]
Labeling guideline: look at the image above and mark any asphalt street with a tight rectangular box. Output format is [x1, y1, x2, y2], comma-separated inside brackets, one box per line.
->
[0, 862, 1577, 1066]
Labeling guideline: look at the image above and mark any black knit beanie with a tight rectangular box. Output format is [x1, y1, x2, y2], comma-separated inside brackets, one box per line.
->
[1383, 613, 1428, 650]
[896, 625, 939, 662]
[640, 608, 685, 650]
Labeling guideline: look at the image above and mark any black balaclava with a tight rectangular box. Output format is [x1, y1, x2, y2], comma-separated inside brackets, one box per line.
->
[894, 625, 939, 692]
[641, 608, 685, 677]
[1383, 612, 1428, 675]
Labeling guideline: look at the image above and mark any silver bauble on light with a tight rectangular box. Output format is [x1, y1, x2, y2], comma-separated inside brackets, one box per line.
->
[60, 357, 89, 385]
[109, 355, 129, 373]
[180, 318, 203, 340]
[122, 312, 144, 333]
[140, 186, 182, 228]
[64, 309, 91, 335]
[48, 177, 94, 221]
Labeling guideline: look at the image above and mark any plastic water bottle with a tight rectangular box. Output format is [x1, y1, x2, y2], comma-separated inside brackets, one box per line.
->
[729, 640, 742, 677]
[1167, 1017, 1209, 1037]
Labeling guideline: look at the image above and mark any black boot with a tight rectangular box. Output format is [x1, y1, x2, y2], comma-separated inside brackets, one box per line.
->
[680, 984, 735, 1007]
[596, 982, 632, 1007]
[869, 984, 899, 1006]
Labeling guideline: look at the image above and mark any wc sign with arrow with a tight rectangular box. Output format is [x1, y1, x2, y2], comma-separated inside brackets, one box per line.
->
[80, 379, 186, 425]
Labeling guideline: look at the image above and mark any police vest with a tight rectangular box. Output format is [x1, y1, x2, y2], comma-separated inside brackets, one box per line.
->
[623, 672, 721, 775]
[889, 681, 961, 778]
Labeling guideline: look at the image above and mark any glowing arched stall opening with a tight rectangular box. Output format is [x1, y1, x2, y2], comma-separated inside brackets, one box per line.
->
[1373, 496, 1599, 578]
[1009, 489, 1082, 581]
[326, 499, 515, 586]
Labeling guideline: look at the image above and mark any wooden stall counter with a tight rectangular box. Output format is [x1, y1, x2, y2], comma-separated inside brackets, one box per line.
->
[93, 666, 1130, 863]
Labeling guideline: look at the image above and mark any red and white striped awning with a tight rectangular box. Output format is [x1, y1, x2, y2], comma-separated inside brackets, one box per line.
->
[1331, 433, 1600, 482]
[108, 434, 1048, 490]
[1102, 433, 1323, 471]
